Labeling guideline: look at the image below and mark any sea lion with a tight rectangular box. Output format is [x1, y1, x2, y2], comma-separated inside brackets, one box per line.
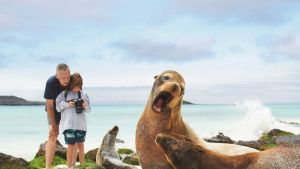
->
[136, 70, 258, 169]
[155, 133, 300, 169]
[96, 126, 139, 169]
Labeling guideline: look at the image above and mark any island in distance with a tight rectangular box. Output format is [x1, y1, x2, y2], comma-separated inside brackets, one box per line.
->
[0, 95, 194, 106]
[0, 95, 45, 105]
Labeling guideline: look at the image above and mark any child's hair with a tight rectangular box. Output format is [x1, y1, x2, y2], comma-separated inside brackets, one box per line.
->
[68, 73, 83, 90]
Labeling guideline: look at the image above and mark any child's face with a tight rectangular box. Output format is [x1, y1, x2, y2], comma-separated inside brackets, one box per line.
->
[72, 86, 81, 93]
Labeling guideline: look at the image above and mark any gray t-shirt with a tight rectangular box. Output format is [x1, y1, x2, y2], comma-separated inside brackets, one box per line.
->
[56, 90, 91, 133]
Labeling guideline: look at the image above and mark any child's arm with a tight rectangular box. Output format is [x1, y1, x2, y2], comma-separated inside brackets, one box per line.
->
[56, 91, 71, 113]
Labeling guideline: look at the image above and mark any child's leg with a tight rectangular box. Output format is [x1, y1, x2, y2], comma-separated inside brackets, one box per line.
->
[63, 130, 76, 168]
[67, 144, 76, 168]
[77, 143, 85, 165]
[72, 144, 78, 166]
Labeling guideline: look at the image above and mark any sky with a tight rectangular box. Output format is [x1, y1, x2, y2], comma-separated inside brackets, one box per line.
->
[0, 0, 300, 104]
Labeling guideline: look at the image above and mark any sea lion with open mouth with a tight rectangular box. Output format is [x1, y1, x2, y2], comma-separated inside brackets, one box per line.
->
[155, 133, 300, 169]
[136, 70, 258, 169]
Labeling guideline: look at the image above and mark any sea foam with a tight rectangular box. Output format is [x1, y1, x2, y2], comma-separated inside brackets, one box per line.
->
[228, 100, 300, 141]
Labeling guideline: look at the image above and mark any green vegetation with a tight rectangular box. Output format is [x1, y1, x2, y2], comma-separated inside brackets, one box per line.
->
[122, 156, 140, 166]
[28, 156, 66, 169]
[258, 129, 295, 150]
[74, 161, 104, 169]
[117, 148, 134, 155]
[259, 143, 278, 150]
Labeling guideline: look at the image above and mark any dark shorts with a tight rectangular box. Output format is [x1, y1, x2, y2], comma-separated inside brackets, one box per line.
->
[46, 112, 61, 125]
[63, 129, 86, 145]
[54, 112, 61, 125]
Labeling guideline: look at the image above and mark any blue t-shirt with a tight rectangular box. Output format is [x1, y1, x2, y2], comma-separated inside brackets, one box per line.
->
[44, 75, 66, 124]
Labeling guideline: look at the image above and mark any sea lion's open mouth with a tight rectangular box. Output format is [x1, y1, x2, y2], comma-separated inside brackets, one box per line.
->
[152, 91, 173, 113]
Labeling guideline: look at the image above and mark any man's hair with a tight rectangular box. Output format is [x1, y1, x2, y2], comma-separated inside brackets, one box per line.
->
[68, 73, 83, 90]
[56, 63, 69, 72]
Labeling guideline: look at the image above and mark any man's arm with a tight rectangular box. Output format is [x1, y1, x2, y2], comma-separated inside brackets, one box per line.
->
[46, 99, 56, 126]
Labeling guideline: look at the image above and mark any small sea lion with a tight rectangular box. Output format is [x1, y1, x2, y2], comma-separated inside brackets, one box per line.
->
[96, 126, 139, 169]
[155, 133, 300, 169]
[136, 70, 258, 169]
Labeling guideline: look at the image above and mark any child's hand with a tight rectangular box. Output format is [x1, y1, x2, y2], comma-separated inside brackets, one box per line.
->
[82, 101, 88, 108]
[68, 101, 75, 107]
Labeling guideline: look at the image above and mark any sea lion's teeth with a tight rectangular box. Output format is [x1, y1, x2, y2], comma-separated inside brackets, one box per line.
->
[154, 106, 161, 112]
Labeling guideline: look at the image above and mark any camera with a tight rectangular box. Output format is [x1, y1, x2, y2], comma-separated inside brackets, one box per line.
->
[72, 99, 84, 113]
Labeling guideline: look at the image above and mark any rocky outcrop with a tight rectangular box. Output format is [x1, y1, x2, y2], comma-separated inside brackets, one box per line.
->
[85, 148, 98, 162]
[272, 134, 300, 144]
[205, 129, 299, 151]
[35, 140, 67, 159]
[0, 153, 28, 169]
[183, 100, 193, 104]
[0, 96, 44, 105]
[236, 140, 261, 150]
[204, 132, 234, 144]
[122, 153, 139, 166]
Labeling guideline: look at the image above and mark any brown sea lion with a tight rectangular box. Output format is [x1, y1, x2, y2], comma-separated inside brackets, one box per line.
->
[136, 70, 258, 169]
[155, 133, 300, 169]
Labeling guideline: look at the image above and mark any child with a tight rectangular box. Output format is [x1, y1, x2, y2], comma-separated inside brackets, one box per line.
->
[56, 72, 90, 168]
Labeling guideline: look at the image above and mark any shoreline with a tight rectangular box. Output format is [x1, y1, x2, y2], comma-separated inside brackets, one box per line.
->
[1, 128, 300, 169]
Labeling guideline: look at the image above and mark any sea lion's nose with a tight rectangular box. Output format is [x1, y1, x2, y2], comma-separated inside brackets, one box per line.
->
[171, 83, 179, 92]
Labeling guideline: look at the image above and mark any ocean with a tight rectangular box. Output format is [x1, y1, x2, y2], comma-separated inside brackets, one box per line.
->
[0, 100, 300, 161]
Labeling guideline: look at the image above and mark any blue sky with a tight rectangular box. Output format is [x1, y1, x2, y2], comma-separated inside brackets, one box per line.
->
[0, 0, 300, 104]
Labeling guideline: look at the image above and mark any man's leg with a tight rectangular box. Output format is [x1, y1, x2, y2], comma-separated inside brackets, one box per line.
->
[45, 125, 59, 168]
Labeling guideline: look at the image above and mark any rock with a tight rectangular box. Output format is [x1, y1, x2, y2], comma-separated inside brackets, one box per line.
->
[272, 134, 300, 145]
[288, 122, 300, 125]
[258, 129, 294, 144]
[267, 129, 294, 138]
[183, 100, 194, 104]
[85, 148, 98, 162]
[35, 140, 67, 159]
[204, 132, 234, 144]
[236, 141, 261, 150]
[122, 153, 139, 166]
[0, 153, 28, 169]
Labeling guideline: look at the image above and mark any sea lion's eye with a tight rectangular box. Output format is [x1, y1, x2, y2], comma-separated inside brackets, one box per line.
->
[163, 76, 170, 80]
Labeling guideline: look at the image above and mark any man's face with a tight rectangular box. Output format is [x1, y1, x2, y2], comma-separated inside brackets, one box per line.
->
[56, 69, 70, 87]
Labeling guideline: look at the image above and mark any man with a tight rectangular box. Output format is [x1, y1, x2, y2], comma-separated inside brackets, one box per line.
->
[44, 63, 70, 168]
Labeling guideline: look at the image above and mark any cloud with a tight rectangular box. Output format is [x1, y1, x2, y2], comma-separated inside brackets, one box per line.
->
[257, 33, 300, 61]
[173, 0, 300, 24]
[37, 55, 72, 63]
[0, 0, 119, 31]
[111, 39, 215, 63]
[185, 81, 300, 104]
